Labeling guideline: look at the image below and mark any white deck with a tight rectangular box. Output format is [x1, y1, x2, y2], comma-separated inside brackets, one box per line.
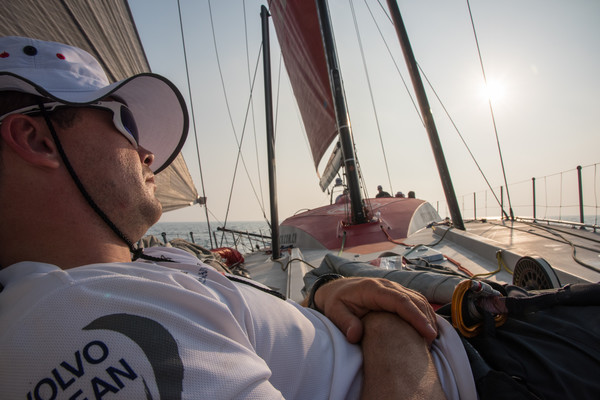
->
[243, 219, 600, 301]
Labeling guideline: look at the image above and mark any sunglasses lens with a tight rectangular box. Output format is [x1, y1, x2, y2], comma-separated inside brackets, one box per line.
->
[119, 106, 139, 145]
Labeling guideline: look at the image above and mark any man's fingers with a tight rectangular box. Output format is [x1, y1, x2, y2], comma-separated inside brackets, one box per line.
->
[316, 277, 439, 344]
[351, 280, 438, 338]
[327, 304, 364, 343]
[374, 292, 438, 343]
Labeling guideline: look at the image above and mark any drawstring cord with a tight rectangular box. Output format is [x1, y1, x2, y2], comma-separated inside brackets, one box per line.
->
[37, 103, 285, 297]
[38, 102, 143, 260]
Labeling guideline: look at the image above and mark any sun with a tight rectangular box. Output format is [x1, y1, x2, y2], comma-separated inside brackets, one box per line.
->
[480, 79, 506, 103]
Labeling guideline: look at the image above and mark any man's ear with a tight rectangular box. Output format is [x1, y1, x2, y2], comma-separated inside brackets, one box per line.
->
[0, 114, 61, 169]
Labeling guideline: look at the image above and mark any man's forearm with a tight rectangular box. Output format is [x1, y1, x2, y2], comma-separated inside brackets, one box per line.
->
[360, 312, 446, 400]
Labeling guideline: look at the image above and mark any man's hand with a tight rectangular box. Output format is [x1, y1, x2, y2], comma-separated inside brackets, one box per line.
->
[312, 277, 438, 344]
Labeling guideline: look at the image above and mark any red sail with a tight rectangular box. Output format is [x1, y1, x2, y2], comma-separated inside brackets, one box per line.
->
[268, 0, 337, 170]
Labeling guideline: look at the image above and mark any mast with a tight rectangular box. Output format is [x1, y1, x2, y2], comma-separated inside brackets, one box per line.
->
[386, 0, 465, 230]
[315, 0, 367, 225]
[261, 6, 281, 258]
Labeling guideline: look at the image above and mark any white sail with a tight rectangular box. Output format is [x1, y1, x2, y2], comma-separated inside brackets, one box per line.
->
[0, 0, 199, 212]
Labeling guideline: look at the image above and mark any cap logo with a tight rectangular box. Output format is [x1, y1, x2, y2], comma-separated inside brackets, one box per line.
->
[0, 51, 8, 58]
[56, 53, 65, 60]
[23, 45, 37, 56]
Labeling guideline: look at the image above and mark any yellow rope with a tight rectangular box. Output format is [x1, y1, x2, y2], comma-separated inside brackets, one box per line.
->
[471, 250, 513, 279]
[451, 280, 507, 338]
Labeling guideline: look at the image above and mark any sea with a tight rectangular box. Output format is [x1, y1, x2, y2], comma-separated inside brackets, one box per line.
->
[144, 221, 271, 252]
[144, 214, 598, 253]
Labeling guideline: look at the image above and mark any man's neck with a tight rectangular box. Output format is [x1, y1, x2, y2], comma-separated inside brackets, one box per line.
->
[0, 231, 134, 270]
[0, 205, 135, 270]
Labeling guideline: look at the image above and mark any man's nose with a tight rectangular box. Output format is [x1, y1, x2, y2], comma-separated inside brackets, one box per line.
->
[138, 146, 154, 167]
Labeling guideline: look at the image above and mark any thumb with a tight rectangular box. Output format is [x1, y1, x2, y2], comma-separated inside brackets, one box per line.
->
[327, 305, 364, 343]
[345, 318, 364, 343]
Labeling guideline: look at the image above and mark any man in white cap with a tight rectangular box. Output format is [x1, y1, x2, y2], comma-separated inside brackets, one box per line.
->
[0, 37, 474, 399]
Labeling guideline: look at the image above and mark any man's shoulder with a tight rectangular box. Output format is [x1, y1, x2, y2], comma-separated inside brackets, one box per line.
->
[0, 256, 215, 302]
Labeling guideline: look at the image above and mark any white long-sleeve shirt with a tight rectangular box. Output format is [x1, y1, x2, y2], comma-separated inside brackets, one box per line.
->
[0, 247, 475, 399]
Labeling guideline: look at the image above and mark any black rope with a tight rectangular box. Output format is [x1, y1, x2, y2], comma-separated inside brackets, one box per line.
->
[38, 103, 138, 253]
[29, 104, 287, 297]
[226, 275, 286, 300]
[53, 118, 283, 283]
[39, 104, 186, 264]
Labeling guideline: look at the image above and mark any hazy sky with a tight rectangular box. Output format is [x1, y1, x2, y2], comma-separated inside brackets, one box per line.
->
[129, 0, 600, 224]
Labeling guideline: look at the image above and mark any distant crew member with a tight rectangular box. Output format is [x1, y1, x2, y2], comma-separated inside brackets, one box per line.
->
[395, 191, 405, 198]
[376, 185, 391, 198]
[408, 191, 416, 198]
[335, 189, 350, 204]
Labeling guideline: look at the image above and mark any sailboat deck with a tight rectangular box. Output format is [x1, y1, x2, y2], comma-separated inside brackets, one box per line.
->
[244, 218, 600, 302]
[426, 219, 600, 285]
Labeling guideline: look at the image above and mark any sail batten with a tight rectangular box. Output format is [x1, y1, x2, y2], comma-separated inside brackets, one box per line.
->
[319, 143, 343, 191]
[268, 0, 337, 170]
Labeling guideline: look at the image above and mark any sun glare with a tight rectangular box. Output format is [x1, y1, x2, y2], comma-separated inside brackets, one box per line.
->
[480, 79, 506, 103]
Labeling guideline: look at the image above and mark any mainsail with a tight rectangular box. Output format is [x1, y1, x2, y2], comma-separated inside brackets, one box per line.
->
[0, 0, 199, 213]
[269, 0, 366, 223]
[268, 0, 339, 182]
[155, 155, 202, 212]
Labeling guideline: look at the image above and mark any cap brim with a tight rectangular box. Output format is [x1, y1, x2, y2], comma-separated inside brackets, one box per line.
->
[0, 72, 189, 174]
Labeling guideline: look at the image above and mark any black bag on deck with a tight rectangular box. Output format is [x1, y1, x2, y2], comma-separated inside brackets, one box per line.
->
[442, 283, 600, 400]
[307, 254, 600, 398]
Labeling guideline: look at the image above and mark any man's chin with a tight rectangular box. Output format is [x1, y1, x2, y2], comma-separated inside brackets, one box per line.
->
[133, 201, 163, 242]
[148, 202, 163, 228]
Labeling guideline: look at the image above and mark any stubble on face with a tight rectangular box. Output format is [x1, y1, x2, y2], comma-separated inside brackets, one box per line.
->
[103, 149, 163, 237]
[60, 109, 163, 241]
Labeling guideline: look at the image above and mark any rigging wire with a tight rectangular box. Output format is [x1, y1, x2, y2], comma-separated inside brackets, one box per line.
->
[176, 0, 214, 248]
[595, 164, 598, 226]
[349, 0, 394, 195]
[543, 176, 548, 219]
[243, 0, 266, 212]
[367, 0, 423, 125]
[358, 0, 422, 212]
[208, 0, 242, 144]
[220, 46, 272, 242]
[370, 0, 508, 215]
[418, 68, 505, 211]
[466, 0, 513, 220]
[206, 0, 271, 245]
[559, 172, 564, 220]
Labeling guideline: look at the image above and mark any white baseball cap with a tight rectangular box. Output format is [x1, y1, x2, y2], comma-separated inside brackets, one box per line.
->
[0, 36, 188, 173]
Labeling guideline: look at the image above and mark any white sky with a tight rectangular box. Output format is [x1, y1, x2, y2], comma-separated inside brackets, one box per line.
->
[128, 0, 600, 224]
